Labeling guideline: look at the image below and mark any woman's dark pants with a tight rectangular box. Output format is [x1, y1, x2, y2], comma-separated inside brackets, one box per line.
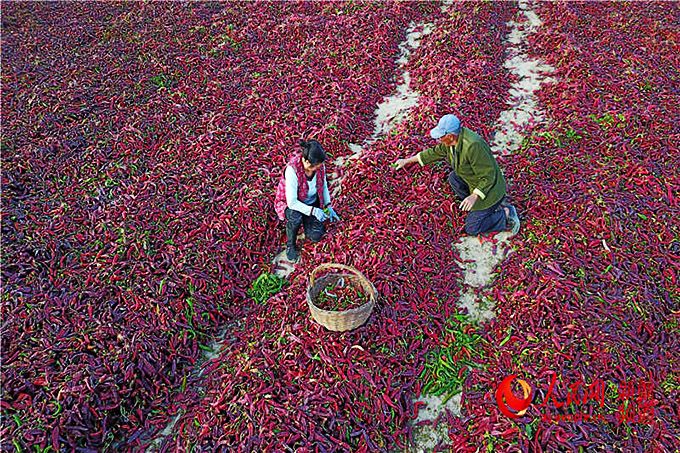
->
[448, 171, 507, 236]
[285, 205, 325, 249]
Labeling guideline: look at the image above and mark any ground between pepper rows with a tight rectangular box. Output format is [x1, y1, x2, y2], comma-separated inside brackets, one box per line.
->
[1, 1, 678, 452]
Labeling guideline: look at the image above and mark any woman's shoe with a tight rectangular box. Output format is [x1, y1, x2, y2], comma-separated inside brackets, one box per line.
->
[286, 246, 300, 263]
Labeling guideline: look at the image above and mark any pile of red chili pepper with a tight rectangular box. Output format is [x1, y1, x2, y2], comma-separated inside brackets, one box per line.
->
[2, 1, 678, 451]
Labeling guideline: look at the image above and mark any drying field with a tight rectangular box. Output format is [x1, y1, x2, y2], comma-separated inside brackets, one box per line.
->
[1, 1, 678, 451]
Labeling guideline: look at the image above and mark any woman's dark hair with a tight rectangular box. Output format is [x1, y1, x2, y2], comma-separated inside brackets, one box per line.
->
[300, 139, 326, 165]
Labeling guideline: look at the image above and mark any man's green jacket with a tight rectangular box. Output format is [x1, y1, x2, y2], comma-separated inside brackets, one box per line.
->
[417, 127, 506, 211]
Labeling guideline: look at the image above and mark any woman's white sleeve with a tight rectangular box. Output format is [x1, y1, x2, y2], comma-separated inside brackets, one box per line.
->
[323, 174, 331, 206]
[285, 166, 313, 216]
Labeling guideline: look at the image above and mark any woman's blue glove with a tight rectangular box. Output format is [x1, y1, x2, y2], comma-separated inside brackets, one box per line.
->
[326, 206, 340, 222]
[311, 207, 328, 223]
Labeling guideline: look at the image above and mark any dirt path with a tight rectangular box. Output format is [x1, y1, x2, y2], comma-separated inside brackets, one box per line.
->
[331, 20, 434, 199]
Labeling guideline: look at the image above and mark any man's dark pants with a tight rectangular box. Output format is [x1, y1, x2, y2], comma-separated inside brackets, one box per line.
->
[285, 201, 325, 248]
[448, 171, 506, 236]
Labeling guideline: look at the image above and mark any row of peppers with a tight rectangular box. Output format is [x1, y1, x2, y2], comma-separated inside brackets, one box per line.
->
[444, 2, 679, 451]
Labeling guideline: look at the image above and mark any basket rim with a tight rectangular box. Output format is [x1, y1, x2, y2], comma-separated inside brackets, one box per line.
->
[308, 263, 375, 291]
[305, 262, 378, 333]
[306, 265, 377, 315]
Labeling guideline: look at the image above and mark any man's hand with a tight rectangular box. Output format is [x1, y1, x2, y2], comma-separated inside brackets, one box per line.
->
[393, 155, 419, 170]
[459, 194, 479, 211]
[393, 158, 409, 170]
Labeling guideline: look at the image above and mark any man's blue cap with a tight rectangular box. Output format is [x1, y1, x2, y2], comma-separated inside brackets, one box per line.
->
[430, 114, 461, 139]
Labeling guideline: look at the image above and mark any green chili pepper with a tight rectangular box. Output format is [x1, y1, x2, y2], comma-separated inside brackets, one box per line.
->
[247, 273, 285, 304]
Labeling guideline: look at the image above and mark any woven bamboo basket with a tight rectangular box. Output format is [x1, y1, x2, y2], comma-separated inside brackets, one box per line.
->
[306, 263, 377, 332]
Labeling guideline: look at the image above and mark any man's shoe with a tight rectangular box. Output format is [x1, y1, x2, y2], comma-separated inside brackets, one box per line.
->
[505, 204, 520, 235]
[286, 246, 300, 263]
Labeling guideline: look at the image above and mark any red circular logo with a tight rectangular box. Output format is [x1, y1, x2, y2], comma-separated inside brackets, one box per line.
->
[496, 374, 533, 419]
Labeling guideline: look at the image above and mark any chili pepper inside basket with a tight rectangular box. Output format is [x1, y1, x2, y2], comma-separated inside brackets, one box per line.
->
[314, 278, 368, 311]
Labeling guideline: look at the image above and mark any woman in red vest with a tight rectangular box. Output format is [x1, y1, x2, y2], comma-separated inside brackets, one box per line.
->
[274, 140, 340, 262]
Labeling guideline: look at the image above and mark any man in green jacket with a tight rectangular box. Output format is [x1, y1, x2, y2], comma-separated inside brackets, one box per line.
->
[394, 113, 520, 236]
